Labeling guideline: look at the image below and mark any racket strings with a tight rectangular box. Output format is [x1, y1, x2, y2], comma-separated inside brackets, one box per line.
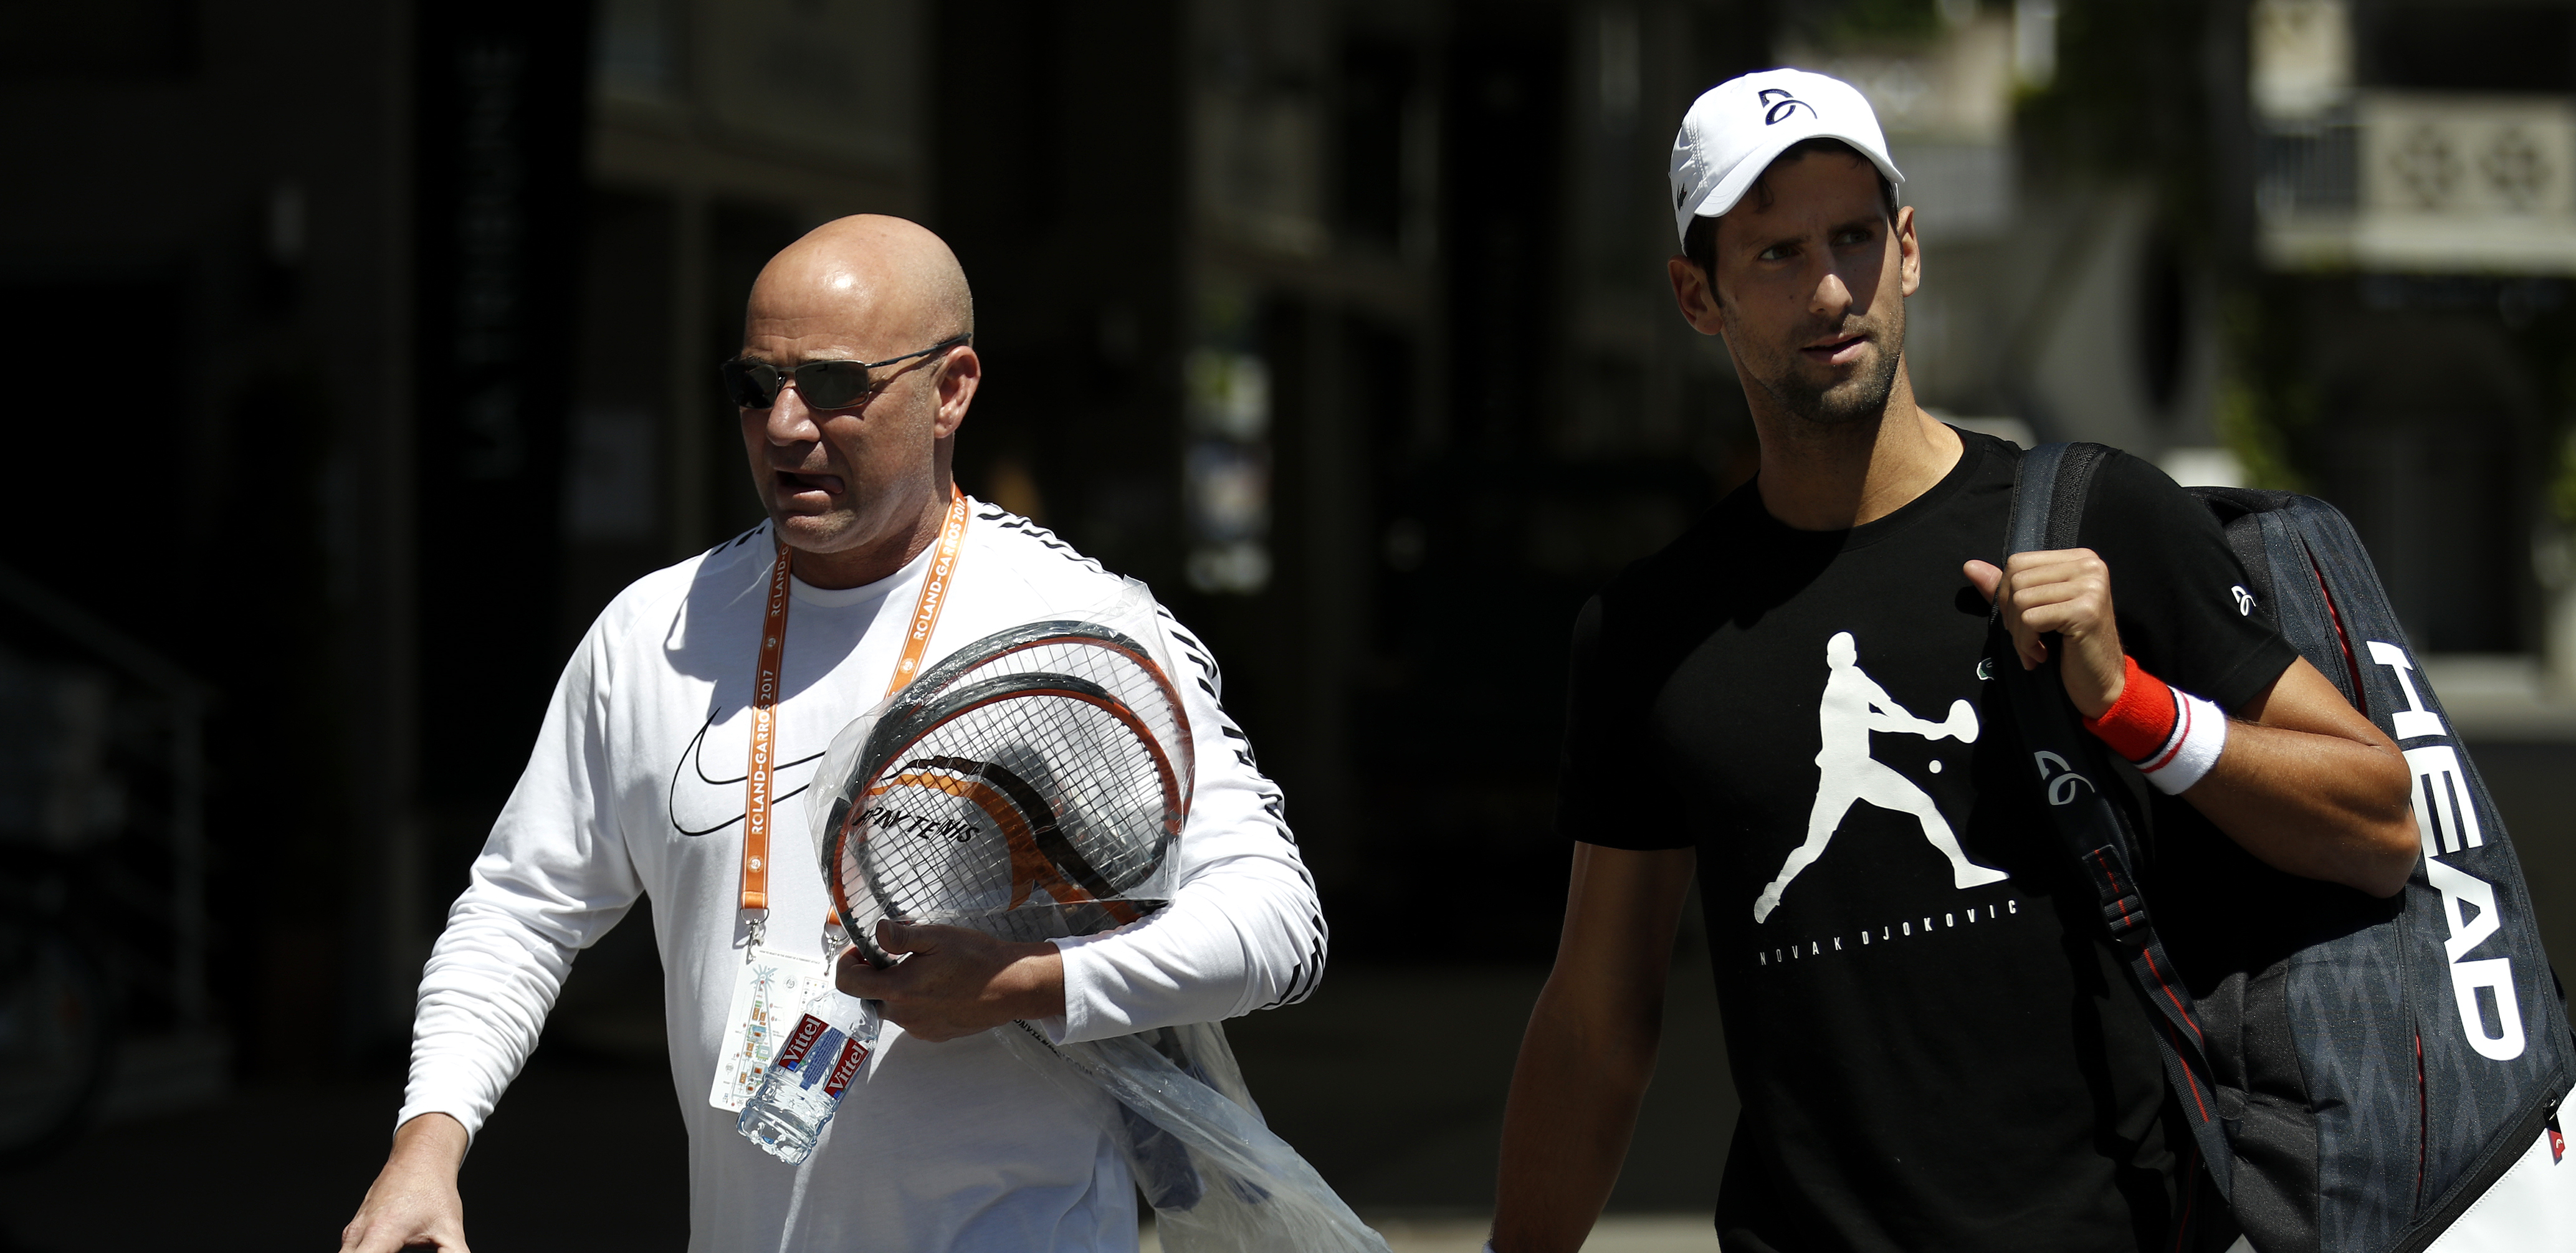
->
[841, 686, 1176, 949]
[899, 638, 1193, 803]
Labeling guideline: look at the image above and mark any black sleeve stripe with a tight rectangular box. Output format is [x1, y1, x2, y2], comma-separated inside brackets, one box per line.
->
[1261, 962, 1306, 1011]
[1264, 926, 1330, 1008]
[980, 508, 1110, 574]
[1292, 938, 1325, 1002]
[1265, 952, 1319, 1011]
[1252, 802, 1311, 867]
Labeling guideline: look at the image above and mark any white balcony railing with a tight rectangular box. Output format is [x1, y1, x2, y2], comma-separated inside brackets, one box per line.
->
[2260, 92, 2576, 274]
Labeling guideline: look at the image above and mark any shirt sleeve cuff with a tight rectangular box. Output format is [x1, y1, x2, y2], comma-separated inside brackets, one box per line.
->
[393, 1095, 487, 1147]
[1038, 935, 1087, 1044]
[1045, 922, 1198, 1046]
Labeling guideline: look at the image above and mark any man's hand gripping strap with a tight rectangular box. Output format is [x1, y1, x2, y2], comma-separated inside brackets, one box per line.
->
[2005, 442, 2235, 1199]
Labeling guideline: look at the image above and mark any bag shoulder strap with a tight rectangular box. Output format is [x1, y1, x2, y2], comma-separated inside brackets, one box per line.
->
[2008, 440, 2114, 553]
[2005, 441, 2238, 1199]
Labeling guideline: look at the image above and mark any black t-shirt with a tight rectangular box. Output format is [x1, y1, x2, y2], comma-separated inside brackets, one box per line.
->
[1560, 430, 2298, 1252]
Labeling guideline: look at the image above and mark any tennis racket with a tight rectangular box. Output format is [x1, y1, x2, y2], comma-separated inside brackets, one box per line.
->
[816, 616, 1386, 1247]
[818, 621, 1192, 968]
[879, 619, 1195, 794]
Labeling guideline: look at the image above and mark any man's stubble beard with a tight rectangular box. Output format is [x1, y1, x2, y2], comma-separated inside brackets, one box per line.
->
[1739, 297, 1906, 437]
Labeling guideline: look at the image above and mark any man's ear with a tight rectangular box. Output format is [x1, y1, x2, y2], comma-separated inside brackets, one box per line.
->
[1894, 204, 1920, 299]
[930, 346, 980, 439]
[1667, 255, 1726, 338]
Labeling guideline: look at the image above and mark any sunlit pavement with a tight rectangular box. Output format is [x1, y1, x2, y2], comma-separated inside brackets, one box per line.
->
[1373, 1214, 1720, 1253]
[1142, 1213, 1721, 1252]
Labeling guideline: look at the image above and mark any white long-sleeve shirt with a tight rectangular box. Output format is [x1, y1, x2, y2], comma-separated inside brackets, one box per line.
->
[399, 499, 1326, 1252]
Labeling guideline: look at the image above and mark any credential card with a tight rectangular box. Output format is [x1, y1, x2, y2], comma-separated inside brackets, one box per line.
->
[707, 946, 832, 1112]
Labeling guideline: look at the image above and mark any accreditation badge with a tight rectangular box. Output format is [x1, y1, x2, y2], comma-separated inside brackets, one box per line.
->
[707, 946, 832, 1112]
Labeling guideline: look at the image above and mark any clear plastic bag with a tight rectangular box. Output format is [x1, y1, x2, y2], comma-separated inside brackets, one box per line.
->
[994, 1020, 1391, 1253]
[807, 580, 1383, 1250]
[807, 579, 1190, 956]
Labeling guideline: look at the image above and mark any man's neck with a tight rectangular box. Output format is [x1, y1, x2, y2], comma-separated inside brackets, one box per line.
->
[785, 476, 955, 591]
[1750, 371, 1962, 531]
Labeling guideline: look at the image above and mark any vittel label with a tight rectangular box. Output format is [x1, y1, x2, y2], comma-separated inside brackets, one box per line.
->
[773, 1013, 831, 1071]
[823, 1037, 872, 1097]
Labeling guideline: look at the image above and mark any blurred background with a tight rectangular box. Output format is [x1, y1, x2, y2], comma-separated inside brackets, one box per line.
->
[8, 0, 2576, 1248]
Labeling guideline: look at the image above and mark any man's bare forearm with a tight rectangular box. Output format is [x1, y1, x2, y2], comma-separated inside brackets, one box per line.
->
[2185, 661, 2418, 897]
[1491, 974, 1664, 1253]
[1490, 845, 1694, 1253]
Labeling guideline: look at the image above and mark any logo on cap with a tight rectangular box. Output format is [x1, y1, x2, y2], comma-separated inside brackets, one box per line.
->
[1758, 88, 1815, 125]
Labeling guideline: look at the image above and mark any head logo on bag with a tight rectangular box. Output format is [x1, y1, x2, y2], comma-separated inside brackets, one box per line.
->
[2367, 641, 2528, 1062]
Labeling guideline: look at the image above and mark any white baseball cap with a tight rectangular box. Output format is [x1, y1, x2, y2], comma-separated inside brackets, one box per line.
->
[1668, 69, 1905, 245]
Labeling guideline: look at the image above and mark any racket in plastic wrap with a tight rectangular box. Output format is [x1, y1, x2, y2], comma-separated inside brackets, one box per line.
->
[819, 667, 1183, 967]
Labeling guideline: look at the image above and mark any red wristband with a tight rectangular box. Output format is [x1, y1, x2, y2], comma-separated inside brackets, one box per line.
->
[2083, 655, 2229, 794]
[2082, 655, 2178, 763]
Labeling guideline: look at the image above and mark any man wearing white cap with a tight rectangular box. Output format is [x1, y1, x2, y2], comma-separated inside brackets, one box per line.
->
[1487, 70, 2414, 1252]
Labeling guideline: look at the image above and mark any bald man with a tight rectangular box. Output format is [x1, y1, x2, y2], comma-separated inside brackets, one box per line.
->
[341, 216, 1325, 1252]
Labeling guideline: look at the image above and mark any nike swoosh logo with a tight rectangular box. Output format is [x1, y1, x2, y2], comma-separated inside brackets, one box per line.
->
[666, 703, 829, 838]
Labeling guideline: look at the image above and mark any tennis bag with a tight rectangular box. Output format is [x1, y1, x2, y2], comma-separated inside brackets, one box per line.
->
[2002, 442, 2575, 1252]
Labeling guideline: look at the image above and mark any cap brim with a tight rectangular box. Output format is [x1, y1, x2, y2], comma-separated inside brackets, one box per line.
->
[1685, 127, 1907, 225]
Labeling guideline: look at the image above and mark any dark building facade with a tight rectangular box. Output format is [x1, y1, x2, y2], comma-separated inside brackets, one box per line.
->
[10, 0, 2573, 1097]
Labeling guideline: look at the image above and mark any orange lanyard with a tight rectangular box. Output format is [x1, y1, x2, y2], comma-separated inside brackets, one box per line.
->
[741, 487, 969, 920]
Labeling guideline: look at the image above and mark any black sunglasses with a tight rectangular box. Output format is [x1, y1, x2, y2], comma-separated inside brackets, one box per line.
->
[718, 333, 974, 411]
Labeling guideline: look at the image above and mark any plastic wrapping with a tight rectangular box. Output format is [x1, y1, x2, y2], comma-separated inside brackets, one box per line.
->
[806, 581, 1382, 1250]
[808, 580, 1191, 963]
[994, 1020, 1391, 1253]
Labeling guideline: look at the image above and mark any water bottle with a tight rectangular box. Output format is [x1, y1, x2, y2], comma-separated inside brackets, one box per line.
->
[737, 991, 880, 1164]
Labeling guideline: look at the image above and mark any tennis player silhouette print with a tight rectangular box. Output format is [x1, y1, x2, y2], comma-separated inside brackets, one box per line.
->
[1751, 631, 2006, 923]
